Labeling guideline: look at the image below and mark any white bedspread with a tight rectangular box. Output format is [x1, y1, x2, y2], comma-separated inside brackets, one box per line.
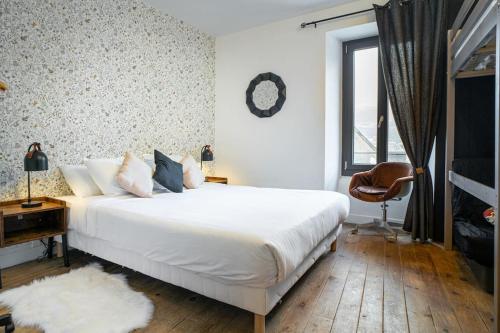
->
[61, 184, 349, 288]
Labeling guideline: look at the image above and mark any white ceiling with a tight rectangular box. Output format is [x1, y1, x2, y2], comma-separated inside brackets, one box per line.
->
[145, 0, 353, 36]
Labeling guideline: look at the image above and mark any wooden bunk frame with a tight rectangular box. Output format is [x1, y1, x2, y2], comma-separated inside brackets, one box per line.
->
[445, 0, 500, 331]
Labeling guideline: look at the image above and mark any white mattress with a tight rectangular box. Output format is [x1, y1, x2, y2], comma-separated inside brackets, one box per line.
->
[60, 183, 349, 288]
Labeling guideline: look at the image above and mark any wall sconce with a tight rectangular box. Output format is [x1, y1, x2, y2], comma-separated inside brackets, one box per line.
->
[0, 81, 8, 91]
[200, 145, 214, 171]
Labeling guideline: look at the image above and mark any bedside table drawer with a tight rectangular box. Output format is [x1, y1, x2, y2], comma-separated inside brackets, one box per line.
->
[2, 210, 65, 247]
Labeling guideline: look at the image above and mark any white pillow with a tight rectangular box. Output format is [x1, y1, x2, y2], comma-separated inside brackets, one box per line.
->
[85, 158, 128, 195]
[180, 154, 205, 189]
[143, 153, 183, 164]
[60, 165, 102, 197]
[116, 152, 153, 198]
[143, 155, 166, 192]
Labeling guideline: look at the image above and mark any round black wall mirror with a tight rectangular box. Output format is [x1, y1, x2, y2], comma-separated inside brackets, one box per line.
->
[246, 72, 286, 118]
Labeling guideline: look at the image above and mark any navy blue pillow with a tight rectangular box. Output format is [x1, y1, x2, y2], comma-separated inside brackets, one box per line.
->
[153, 150, 183, 193]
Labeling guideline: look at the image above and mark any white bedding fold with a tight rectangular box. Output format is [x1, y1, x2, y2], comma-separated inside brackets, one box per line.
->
[61, 184, 349, 288]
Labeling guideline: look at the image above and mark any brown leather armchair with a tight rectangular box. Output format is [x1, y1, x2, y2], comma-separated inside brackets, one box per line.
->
[349, 162, 413, 240]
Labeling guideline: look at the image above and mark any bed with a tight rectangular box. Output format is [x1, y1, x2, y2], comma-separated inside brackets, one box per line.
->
[58, 183, 349, 333]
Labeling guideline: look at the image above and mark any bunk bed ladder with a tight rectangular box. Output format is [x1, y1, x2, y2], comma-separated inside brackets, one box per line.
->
[494, 3, 500, 330]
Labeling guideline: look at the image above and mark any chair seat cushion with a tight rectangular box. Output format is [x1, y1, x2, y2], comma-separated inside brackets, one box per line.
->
[355, 185, 388, 195]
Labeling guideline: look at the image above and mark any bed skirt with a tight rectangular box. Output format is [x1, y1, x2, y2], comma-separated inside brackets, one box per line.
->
[66, 223, 342, 316]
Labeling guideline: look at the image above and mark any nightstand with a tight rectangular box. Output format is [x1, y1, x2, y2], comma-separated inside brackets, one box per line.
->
[0, 197, 69, 288]
[205, 176, 228, 184]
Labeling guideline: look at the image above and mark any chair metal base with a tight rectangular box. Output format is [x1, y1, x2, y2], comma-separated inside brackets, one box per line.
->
[350, 202, 398, 242]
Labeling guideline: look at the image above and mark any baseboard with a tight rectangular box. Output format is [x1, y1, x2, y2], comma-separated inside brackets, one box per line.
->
[346, 213, 404, 225]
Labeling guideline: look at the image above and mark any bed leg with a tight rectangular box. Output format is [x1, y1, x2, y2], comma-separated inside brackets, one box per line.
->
[330, 239, 337, 252]
[254, 314, 265, 333]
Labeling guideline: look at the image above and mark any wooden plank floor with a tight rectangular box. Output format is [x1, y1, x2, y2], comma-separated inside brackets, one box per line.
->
[0, 226, 494, 332]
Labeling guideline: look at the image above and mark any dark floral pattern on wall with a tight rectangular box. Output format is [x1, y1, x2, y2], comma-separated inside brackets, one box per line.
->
[0, 0, 215, 200]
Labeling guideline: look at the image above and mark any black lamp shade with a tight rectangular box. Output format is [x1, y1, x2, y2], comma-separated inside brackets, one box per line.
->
[24, 143, 48, 171]
[22, 143, 48, 208]
[201, 145, 214, 162]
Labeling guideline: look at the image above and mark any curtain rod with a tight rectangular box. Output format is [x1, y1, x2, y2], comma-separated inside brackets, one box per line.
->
[300, 8, 374, 29]
[300, 0, 411, 29]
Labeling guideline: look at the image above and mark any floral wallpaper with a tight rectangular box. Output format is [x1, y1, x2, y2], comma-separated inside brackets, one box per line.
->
[0, 0, 215, 200]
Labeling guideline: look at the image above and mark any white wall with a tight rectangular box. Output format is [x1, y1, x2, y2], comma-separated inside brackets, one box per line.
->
[215, 0, 414, 223]
[216, 0, 383, 189]
[324, 32, 342, 192]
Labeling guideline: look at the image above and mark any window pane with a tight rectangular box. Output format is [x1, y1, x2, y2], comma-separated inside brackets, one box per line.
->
[387, 102, 410, 163]
[353, 47, 378, 165]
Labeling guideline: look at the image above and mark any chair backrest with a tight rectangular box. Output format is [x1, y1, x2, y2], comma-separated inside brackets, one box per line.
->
[371, 162, 413, 188]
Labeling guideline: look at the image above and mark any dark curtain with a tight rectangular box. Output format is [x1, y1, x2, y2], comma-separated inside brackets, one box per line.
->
[374, 0, 447, 241]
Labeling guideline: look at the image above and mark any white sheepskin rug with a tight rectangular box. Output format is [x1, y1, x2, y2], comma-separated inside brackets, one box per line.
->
[0, 263, 154, 333]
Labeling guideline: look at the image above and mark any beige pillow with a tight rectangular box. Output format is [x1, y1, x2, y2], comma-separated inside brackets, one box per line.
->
[180, 154, 205, 189]
[116, 152, 154, 198]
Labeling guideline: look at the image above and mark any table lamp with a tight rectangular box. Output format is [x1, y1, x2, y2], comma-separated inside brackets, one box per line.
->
[22, 142, 48, 208]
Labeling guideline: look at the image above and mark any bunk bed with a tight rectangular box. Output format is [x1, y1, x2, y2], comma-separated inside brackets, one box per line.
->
[445, 0, 499, 330]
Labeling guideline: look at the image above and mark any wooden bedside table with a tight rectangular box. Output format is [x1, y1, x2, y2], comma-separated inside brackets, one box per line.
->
[0, 197, 69, 288]
[205, 176, 228, 184]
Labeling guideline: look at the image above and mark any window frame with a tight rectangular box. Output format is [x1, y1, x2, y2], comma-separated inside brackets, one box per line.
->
[341, 36, 389, 176]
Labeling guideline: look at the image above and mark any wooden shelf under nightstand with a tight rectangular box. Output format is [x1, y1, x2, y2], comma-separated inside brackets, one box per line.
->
[0, 197, 70, 288]
[205, 176, 228, 184]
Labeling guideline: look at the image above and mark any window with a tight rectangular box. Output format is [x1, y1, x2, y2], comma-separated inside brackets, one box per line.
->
[387, 102, 408, 163]
[341, 36, 408, 176]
